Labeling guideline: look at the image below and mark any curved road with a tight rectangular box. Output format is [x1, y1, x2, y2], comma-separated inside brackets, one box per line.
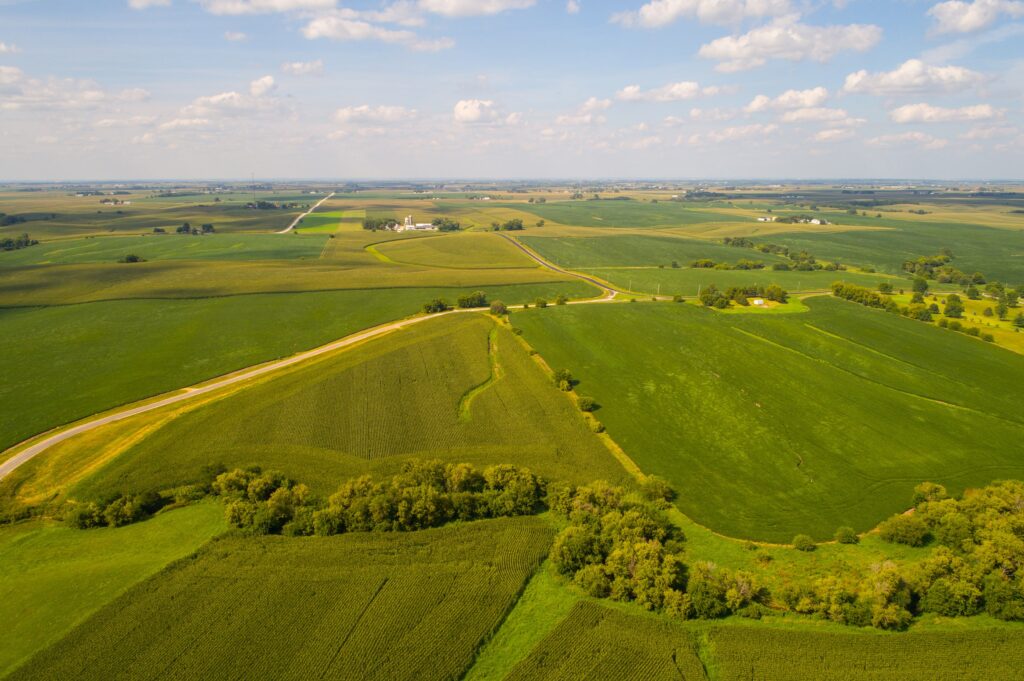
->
[277, 192, 336, 234]
[0, 311, 460, 481]
[0, 233, 624, 481]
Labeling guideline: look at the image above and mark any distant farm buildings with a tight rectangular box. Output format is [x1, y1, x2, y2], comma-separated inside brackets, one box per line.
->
[397, 215, 437, 232]
[756, 215, 829, 225]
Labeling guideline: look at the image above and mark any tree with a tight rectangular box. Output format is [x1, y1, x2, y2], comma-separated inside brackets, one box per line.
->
[912, 277, 929, 294]
[878, 282, 894, 294]
[489, 300, 507, 316]
[422, 298, 450, 313]
[577, 396, 595, 412]
[456, 291, 487, 309]
[834, 526, 859, 544]
[118, 254, 146, 263]
[878, 514, 930, 546]
[534, 297, 548, 308]
[536, 219, 545, 228]
[792, 534, 816, 552]
[944, 294, 964, 319]
[201, 223, 215, 233]
[965, 284, 981, 300]
[555, 294, 568, 305]
[1015, 312, 1024, 329]
[553, 368, 573, 391]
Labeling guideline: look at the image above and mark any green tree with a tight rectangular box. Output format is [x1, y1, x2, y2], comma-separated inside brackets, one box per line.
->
[792, 534, 816, 552]
[423, 298, 450, 313]
[944, 294, 965, 319]
[834, 526, 859, 544]
[489, 300, 508, 316]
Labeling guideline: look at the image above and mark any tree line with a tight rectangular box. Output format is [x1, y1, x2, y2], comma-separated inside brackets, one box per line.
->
[0, 233, 39, 251]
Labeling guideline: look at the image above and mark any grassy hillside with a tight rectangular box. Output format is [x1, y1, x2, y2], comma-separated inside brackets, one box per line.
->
[374, 232, 537, 269]
[0, 502, 226, 677]
[0, 233, 328, 266]
[10, 516, 551, 681]
[0, 283, 595, 453]
[66, 314, 628, 500]
[514, 297, 1024, 541]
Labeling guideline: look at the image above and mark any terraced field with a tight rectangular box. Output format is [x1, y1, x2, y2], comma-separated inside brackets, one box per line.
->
[62, 314, 627, 501]
[9, 517, 552, 681]
[514, 297, 1024, 541]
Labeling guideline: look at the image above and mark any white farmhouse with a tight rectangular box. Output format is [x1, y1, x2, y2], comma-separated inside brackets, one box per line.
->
[757, 216, 776, 222]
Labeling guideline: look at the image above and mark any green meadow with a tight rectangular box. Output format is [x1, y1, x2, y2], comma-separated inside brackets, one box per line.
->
[373, 232, 538, 269]
[579, 266, 904, 295]
[514, 297, 1024, 541]
[505, 199, 745, 228]
[0, 502, 226, 677]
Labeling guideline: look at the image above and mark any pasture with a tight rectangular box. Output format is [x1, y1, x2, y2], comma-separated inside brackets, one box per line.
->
[63, 314, 628, 502]
[10, 516, 552, 681]
[0, 283, 595, 454]
[514, 297, 1024, 541]
[0, 502, 225, 677]
[506, 199, 747, 229]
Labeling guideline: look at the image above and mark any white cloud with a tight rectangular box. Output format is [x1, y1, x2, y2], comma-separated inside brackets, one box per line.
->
[556, 97, 611, 125]
[928, 0, 1024, 34]
[689, 123, 778, 144]
[698, 15, 882, 71]
[95, 116, 158, 128]
[302, 12, 454, 50]
[159, 118, 213, 131]
[0, 42, 20, 54]
[580, 96, 612, 113]
[199, 0, 336, 15]
[567, 0, 581, 13]
[250, 75, 276, 97]
[281, 59, 325, 76]
[129, 0, 171, 8]
[612, 0, 791, 28]
[617, 81, 722, 102]
[0, 66, 23, 86]
[889, 102, 1000, 123]
[335, 104, 417, 124]
[744, 86, 828, 112]
[118, 88, 151, 101]
[687, 107, 737, 121]
[843, 59, 986, 95]
[814, 128, 855, 142]
[454, 98, 496, 123]
[781, 107, 854, 123]
[961, 124, 1018, 139]
[418, 0, 535, 17]
[868, 131, 948, 149]
[224, 31, 248, 41]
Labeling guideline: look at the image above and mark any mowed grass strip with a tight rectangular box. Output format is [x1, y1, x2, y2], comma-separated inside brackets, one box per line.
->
[513, 298, 1024, 541]
[65, 314, 629, 501]
[0, 502, 226, 678]
[9, 516, 552, 681]
[0, 233, 328, 266]
[0, 282, 597, 454]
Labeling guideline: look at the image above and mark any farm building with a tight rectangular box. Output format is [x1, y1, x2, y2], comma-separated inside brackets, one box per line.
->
[751, 298, 766, 306]
[757, 216, 776, 222]
[397, 215, 437, 232]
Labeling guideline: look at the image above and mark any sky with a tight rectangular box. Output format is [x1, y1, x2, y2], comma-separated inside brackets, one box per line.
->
[0, 0, 1022, 180]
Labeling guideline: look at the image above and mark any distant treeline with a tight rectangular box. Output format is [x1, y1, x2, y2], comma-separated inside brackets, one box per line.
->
[0, 233, 39, 251]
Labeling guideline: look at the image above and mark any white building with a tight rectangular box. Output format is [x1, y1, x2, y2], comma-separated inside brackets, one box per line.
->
[757, 216, 776, 222]
[397, 215, 437, 232]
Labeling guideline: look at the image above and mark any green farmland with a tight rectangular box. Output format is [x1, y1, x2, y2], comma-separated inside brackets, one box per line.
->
[9, 517, 551, 681]
[61, 314, 627, 502]
[0, 503, 226, 677]
[0, 233, 328, 266]
[0, 282, 595, 454]
[514, 297, 1024, 541]
[505, 199, 746, 228]
[519, 234, 788, 268]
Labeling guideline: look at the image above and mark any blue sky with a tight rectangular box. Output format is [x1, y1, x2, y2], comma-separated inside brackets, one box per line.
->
[1, 0, 1022, 180]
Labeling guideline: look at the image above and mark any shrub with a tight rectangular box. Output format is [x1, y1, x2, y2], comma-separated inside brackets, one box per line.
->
[66, 502, 105, 529]
[834, 526, 859, 544]
[792, 534, 816, 552]
[534, 298, 548, 308]
[577, 396, 595, 412]
[489, 300, 507, 315]
[640, 476, 675, 502]
[553, 368, 573, 391]
[555, 294, 568, 305]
